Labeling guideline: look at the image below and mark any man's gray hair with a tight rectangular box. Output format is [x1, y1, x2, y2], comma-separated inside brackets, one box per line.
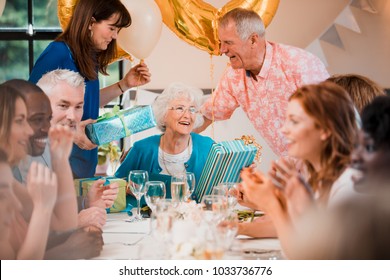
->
[152, 82, 205, 132]
[219, 8, 265, 40]
[37, 69, 85, 96]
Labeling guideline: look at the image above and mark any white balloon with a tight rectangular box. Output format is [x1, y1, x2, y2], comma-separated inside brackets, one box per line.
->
[118, 0, 162, 59]
[0, 0, 6, 17]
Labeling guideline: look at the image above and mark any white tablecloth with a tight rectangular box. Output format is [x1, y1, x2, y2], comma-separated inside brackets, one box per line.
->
[96, 212, 283, 260]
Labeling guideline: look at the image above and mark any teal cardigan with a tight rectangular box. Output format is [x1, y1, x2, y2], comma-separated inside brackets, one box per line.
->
[115, 133, 214, 205]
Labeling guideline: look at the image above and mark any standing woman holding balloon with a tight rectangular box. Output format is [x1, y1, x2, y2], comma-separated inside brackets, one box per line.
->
[29, 0, 152, 178]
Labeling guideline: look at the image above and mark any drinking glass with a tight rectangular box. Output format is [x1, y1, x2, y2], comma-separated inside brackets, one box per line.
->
[128, 170, 149, 221]
[216, 182, 239, 210]
[150, 199, 175, 242]
[170, 173, 187, 204]
[211, 183, 228, 196]
[144, 181, 166, 213]
[185, 172, 196, 201]
[200, 194, 228, 224]
[216, 211, 239, 250]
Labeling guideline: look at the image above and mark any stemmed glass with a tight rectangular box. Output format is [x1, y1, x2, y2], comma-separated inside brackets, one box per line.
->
[211, 183, 228, 196]
[216, 182, 239, 210]
[185, 172, 196, 201]
[170, 173, 187, 204]
[200, 194, 228, 224]
[216, 211, 239, 251]
[200, 194, 229, 259]
[144, 181, 166, 213]
[128, 170, 148, 222]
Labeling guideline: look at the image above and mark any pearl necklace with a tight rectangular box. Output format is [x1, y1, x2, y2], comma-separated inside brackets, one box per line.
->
[160, 135, 191, 176]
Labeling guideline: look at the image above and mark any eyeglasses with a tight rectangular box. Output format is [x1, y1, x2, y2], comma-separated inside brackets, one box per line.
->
[168, 106, 198, 115]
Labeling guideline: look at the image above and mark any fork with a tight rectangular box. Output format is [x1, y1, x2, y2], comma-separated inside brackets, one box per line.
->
[106, 235, 146, 246]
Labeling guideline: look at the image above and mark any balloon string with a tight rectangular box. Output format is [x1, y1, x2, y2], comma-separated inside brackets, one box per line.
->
[210, 54, 215, 140]
[133, 59, 144, 107]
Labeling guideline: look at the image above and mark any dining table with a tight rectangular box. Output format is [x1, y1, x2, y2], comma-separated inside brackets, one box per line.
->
[95, 212, 283, 260]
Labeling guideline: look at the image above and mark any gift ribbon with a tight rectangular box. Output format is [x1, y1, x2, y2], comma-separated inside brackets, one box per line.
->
[235, 135, 263, 163]
[97, 105, 132, 137]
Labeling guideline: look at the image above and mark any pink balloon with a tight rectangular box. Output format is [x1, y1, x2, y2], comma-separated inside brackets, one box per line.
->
[118, 0, 162, 59]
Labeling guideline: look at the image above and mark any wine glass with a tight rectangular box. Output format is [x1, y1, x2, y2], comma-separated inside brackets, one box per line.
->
[216, 182, 239, 210]
[200, 194, 228, 224]
[128, 170, 148, 221]
[185, 172, 196, 201]
[170, 173, 187, 204]
[150, 199, 174, 242]
[144, 181, 166, 213]
[211, 183, 228, 196]
[216, 211, 239, 250]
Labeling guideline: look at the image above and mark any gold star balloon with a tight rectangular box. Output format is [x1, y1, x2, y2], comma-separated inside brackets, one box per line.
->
[154, 0, 280, 55]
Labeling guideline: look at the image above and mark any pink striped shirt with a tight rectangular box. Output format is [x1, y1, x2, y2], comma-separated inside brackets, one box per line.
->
[201, 41, 329, 156]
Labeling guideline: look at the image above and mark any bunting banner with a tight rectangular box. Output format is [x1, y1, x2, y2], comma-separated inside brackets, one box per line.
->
[305, 0, 378, 65]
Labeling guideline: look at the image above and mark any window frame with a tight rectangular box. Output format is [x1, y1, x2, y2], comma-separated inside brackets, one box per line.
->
[0, 0, 123, 106]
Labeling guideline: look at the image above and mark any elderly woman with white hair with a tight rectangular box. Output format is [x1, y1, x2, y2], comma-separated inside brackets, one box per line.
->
[115, 82, 214, 202]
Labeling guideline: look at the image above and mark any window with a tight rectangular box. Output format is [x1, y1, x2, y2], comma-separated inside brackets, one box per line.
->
[0, 0, 122, 106]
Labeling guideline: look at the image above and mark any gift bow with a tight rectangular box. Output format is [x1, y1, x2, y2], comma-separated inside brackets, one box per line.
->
[97, 105, 131, 137]
[236, 135, 263, 163]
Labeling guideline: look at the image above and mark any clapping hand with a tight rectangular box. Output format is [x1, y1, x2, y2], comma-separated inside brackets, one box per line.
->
[26, 162, 58, 211]
[49, 125, 75, 162]
[240, 168, 286, 212]
[269, 158, 315, 221]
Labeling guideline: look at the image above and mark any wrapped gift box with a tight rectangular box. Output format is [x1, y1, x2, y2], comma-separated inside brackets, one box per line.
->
[74, 176, 127, 213]
[86, 105, 157, 145]
[194, 138, 260, 202]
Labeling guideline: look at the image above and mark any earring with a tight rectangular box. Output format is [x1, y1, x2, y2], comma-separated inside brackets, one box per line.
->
[90, 30, 93, 38]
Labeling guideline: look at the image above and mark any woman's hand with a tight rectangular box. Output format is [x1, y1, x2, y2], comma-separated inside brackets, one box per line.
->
[26, 162, 58, 211]
[269, 158, 315, 222]
[122, 62, 151, 89]
[240, 168, 285, 212]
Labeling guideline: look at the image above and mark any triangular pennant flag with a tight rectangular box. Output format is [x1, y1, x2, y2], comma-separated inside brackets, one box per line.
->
[305, 39, 328, 67]
[335, 5, 361, 33]
[350, 0, 378, 14]
[320, 25, 345, 49]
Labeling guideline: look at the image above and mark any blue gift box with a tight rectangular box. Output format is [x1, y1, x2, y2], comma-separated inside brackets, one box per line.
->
[86, 105, 157, 145]
[194, 137, 261, 202]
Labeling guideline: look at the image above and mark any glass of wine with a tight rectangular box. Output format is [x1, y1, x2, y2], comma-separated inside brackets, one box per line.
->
[128, 170, 148, 222]
[170, 173, 187, 204]
[185, 172, 196, 201]
[144, 181, 166, 213]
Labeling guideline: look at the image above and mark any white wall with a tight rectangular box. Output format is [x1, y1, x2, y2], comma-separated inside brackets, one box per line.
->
[122, 0, 390, 171]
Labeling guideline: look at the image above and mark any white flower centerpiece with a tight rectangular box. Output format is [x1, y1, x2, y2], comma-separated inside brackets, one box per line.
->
[154, 200, 228, 259]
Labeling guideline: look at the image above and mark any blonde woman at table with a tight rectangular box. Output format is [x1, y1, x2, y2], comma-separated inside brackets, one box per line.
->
[238, 82, 359, 257]
[116, 82, 214, 203]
